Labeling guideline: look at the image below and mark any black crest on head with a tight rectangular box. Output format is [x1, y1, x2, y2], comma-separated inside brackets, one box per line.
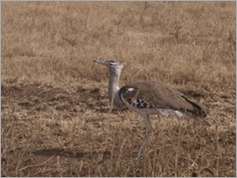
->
[108, 60, 116, 63]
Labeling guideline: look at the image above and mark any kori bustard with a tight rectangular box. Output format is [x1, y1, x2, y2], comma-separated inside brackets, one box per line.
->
[94, 60, 211, 158]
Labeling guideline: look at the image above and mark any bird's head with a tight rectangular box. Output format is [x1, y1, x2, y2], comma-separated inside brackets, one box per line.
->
[94, 60, 124, 76]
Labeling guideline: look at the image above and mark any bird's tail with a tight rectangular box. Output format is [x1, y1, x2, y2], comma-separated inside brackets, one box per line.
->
[182, 97, 213, 126]
[181, 95, 207, 118]
[185, 98, 214, 126]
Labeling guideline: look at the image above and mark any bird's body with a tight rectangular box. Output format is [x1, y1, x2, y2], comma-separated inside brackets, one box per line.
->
[119, 81, 206, 118]
[94, 60, 211, 158]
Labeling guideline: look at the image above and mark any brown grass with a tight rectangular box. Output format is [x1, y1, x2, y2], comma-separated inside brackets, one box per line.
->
[1, 1, 236, 177]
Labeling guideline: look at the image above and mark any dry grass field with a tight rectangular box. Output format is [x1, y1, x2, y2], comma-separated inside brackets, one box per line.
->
[1, 2, 236, 177]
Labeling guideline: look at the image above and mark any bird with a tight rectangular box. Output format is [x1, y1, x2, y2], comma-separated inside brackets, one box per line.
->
[94, 59, 211, 158]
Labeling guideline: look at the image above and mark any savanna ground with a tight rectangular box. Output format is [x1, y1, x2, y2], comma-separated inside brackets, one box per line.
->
[1, 1, 236, 177]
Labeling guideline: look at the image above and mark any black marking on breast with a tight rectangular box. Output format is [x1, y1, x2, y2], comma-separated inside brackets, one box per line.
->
[127, 98, 132, 104]
[143, 103, 147, 108]
[119, 86, 157, 109]
[124, 97, 155, 109]
[149, 105, 154, 108]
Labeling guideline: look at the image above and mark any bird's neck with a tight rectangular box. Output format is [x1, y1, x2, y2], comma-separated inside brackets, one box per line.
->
[108, 71, 121, 107]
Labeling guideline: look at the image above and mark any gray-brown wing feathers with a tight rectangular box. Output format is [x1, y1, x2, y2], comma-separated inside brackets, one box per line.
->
[119, 81, 206, 117]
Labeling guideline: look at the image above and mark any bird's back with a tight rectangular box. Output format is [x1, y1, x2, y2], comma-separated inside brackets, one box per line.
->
[119, 81, 207, 118]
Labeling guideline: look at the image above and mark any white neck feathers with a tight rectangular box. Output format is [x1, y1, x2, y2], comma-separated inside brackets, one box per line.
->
[108, 68, 124, 108]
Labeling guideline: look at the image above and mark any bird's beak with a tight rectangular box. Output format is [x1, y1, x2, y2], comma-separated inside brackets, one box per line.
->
[93, 60, 107, 66]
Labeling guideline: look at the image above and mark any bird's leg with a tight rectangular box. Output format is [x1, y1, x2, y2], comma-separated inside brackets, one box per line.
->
[137, 114, 152, 159]
[147, 115, 155, 132]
